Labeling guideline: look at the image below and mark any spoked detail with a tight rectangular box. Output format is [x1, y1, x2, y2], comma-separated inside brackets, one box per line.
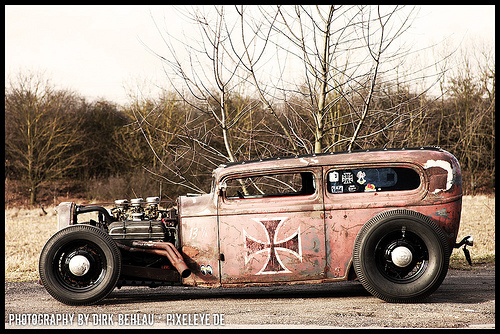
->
[56, 241, 107, 291]
[375, 229, 429, 283]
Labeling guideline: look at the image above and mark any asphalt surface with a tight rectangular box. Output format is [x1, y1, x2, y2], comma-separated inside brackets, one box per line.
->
[5, 265, 495, 329]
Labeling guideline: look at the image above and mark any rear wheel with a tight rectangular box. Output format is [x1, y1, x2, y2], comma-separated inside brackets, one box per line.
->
[39, 224, 121, 305]
[353, 209, 449, 303]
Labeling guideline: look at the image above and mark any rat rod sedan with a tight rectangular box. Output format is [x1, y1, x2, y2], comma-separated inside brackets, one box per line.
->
[39, 147, 472, 305]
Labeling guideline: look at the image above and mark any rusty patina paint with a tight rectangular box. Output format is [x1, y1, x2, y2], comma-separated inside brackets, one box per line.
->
[178, 195, 220, 286]
[177, 147, 462, 286]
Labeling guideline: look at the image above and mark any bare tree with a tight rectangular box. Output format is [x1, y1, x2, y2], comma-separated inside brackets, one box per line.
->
[234, 5, 300, 155]
[5, 71, 86, 205]
[147, 5, 259, 167]
[238, 5, 434, 153]
[263, 5, 358, 153]
[120, 91, 211, 194]
[144, 5, 449, 180]
[444, 43, 495, 194]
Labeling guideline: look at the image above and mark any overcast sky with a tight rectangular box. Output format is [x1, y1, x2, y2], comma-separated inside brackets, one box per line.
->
[5, 5, 495, 105]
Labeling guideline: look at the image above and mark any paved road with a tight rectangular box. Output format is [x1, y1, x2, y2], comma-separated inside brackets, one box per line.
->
[5, 265, 494, 329]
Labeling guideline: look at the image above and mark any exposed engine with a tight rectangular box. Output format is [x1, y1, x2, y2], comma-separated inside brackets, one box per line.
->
[54, 197, 190, 283]
[107, 197, 178, 246]
[105, 197, 189, 278]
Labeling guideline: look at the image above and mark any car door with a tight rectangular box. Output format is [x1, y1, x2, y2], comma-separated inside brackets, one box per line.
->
[217, 168, 326, 284]
[323, 164, 426, 280]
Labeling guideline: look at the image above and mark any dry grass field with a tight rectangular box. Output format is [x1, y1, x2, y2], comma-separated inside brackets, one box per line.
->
[4, 195, 495, 282]
[448, 195, 495, 269]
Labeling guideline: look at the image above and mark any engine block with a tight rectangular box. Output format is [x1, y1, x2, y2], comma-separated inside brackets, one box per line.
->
[107, 197, 178, 244]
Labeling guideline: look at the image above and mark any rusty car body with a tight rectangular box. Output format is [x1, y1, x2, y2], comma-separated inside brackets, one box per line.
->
[39, 147, 471, 305]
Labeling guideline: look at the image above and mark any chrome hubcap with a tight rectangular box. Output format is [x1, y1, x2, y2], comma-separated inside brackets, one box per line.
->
[68, 255, 90, 276]
[391, 246, 413, 267]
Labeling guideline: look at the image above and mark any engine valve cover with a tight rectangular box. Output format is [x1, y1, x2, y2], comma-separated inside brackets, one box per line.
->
[108, 220, 167, 240]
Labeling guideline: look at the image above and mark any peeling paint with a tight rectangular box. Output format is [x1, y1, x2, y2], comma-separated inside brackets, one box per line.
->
[424, 159, 454, 193]
[433, 208, 450, 219]
[299, 157, 319, 165]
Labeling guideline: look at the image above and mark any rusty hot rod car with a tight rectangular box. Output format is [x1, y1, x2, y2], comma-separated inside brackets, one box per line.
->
[39, 147, 472, 305]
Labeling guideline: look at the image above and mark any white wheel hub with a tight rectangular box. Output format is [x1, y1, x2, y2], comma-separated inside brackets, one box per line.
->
[391, 246, 413, 267]
[68, 255, 90, 276]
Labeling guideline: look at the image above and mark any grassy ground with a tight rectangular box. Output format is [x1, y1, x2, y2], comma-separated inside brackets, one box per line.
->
[4, 195, 495, 282]
[448, 195, 495, 269]
[5, 206, 58, 282]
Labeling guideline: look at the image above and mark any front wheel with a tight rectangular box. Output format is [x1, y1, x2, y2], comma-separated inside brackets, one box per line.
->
[353, 209, 450, 303]
[39, 224, 121, 305]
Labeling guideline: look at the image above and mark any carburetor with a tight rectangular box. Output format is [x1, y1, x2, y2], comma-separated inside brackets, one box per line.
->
[108, 197, 178, 244]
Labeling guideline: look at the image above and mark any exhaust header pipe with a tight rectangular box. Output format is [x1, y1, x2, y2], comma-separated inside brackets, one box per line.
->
[116, 241, 191, 278]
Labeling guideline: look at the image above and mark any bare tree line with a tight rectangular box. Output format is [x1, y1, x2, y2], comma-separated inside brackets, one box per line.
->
[150, 6, 460, 157]
[5, 5, 494, 206]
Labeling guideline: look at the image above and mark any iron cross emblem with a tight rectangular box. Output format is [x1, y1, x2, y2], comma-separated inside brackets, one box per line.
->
[244, 218, 302, 275]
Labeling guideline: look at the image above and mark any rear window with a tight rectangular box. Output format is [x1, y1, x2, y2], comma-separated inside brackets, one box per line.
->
[327, 167, 420, 194]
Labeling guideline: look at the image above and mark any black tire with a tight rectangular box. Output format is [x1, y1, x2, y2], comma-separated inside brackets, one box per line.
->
[39, 224, 121, 305]
[353, 209, 449, 303]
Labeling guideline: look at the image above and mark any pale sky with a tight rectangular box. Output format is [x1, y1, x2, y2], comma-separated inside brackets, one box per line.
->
[5, 5, 495, 105]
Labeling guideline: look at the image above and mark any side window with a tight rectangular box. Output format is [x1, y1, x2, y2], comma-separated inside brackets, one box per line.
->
[225, 172, 315, 199]
[327, 167, 420, 194]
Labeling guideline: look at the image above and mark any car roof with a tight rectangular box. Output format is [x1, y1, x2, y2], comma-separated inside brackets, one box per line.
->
[213, 147, 448, 179]
[223, 147, 441, 168]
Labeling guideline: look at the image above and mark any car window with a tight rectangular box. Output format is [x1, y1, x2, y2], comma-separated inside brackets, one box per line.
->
[327, 167, 420, 194]
[225, 172, 315, 199]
